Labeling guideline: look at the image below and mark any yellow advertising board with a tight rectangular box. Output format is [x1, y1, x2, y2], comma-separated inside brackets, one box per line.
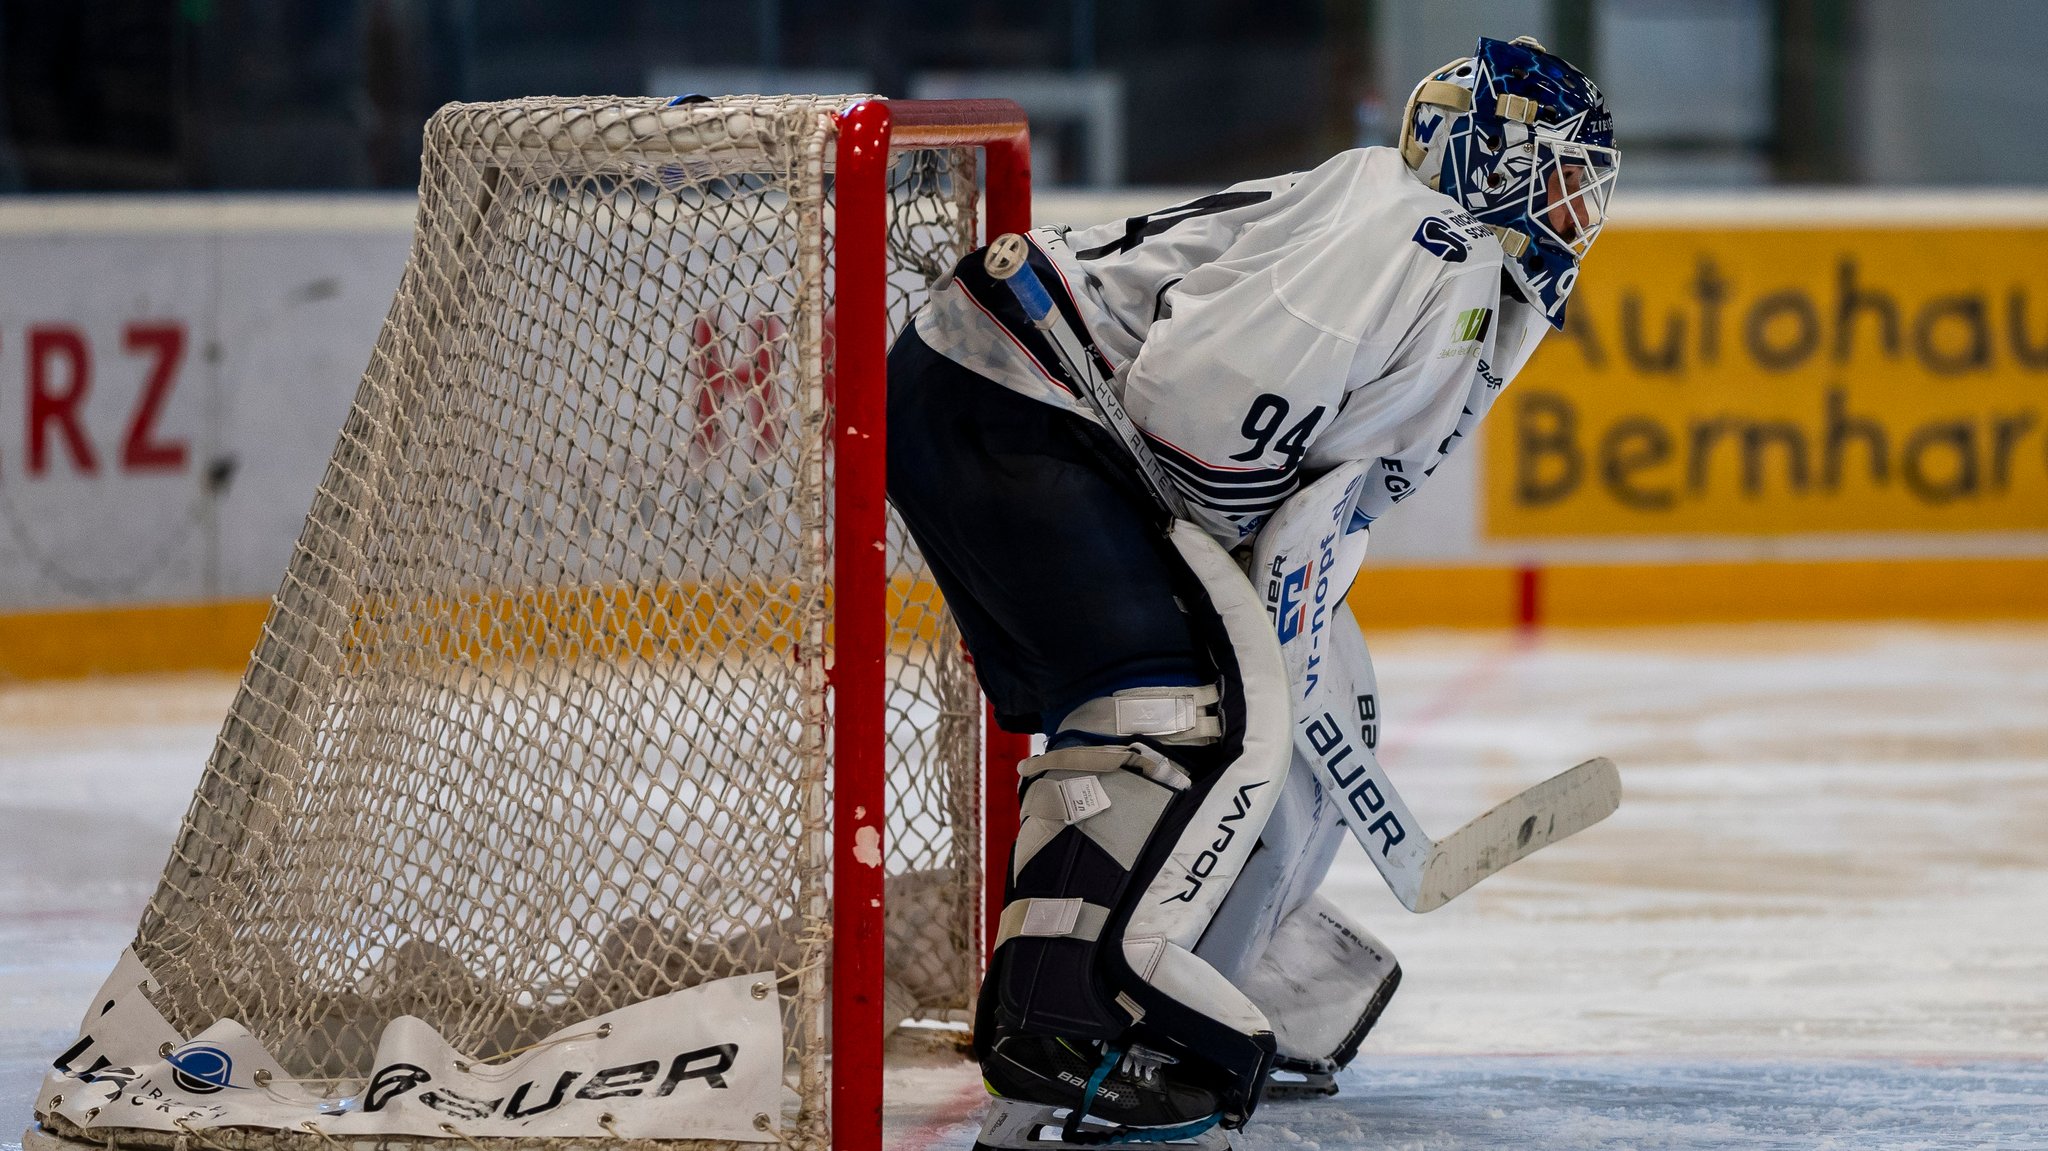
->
[1486, 227, 2048, 536]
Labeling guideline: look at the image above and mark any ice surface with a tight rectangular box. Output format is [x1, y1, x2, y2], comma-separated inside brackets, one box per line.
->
[6, 624, 2047, 1149]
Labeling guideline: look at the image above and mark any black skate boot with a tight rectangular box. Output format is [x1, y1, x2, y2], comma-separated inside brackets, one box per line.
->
[973, 1030, 1230, 1149]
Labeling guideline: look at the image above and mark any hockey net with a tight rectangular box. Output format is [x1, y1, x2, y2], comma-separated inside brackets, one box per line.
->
[36, 96, 1024, 1151]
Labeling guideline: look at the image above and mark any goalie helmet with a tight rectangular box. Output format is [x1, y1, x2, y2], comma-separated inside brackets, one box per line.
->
[1401, 36, 1618, 328]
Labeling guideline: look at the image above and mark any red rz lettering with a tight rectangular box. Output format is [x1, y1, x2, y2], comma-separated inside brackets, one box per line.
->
[16, 321, 190, 477]
[121, 324, 189, 472]
[28, 325, 95, 476]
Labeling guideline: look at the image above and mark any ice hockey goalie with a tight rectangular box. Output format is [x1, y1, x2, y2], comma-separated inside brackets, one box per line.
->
[887, 36, 1618, 1150]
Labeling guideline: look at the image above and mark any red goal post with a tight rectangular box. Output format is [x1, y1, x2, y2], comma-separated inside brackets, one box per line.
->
[832, 98, 1033, 1151]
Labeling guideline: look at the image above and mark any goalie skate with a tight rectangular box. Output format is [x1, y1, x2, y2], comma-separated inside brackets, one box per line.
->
[972, 1032, 1232, 1149]
[973, 1098, 1231, 1150]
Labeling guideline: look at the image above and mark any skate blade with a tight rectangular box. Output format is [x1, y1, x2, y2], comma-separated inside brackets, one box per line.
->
[973, 1096, 1231, 1150]
[1260, 1065, 1338, 1101]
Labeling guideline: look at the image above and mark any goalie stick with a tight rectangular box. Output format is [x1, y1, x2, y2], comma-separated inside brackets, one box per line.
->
[1407, 754, 1621, 912]
[1252, 461, 1621, 914]
[985, 236, 1619, 912]
[983, 233, 1190, 523]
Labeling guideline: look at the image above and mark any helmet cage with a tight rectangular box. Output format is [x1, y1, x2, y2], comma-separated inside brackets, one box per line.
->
[1524, 134, 1618, 260]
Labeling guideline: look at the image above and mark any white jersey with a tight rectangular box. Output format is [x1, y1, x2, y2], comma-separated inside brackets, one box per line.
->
[913, 146, 1549, 544]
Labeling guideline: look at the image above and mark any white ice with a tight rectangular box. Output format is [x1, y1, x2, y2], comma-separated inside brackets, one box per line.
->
[5, 623, 2047, 1149]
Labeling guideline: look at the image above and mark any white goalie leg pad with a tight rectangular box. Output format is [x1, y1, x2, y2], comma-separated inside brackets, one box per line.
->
[1189, 740, 1349, 984]
[1057, 683, 1225, 746]
[1237, 893, 1401, 1070]
[1119, 521, 1294, 1040]
[1165, 460, 1376, 987]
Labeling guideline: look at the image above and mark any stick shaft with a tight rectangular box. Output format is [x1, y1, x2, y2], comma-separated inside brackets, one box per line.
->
[984, 234, 1190, 522]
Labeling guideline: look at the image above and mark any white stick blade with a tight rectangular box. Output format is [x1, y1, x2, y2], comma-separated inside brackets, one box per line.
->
[1410, 757, 1622, 913]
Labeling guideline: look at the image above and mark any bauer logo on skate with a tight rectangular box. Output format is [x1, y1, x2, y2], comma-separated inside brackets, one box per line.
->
[1488, 226, 2048, 536]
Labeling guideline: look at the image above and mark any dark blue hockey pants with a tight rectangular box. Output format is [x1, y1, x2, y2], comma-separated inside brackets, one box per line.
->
[885, 325, 1211, 736]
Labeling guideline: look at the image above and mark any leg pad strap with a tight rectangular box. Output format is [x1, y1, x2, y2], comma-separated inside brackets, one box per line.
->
[996, 898, 1115, 945]
[1057, 683, 1223, 744]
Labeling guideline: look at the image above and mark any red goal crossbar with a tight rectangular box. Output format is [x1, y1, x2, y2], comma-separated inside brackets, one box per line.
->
[831, 98, 1035, 1151]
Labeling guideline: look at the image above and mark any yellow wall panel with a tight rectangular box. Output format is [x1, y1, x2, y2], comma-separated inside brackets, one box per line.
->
[5, 555, 2045, 681]
[1487, 227, 2048, 537]
[0, 600, 268, 680]
[1347, 565, 1529, 629]
[1345, 557, 2048, 630]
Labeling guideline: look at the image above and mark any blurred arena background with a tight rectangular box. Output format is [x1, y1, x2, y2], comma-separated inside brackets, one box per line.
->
[0, 0, 2044, 668]
[1, 6, 2046, 1148]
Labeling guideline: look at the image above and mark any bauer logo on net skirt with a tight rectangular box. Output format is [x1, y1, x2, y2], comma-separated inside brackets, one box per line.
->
[40, 959, 785, 1144]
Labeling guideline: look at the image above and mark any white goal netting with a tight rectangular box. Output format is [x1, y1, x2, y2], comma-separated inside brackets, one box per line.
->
[44, 96, 985, 1151]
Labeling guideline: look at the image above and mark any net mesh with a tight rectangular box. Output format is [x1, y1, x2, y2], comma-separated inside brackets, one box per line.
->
[66, 96, 983, 1151]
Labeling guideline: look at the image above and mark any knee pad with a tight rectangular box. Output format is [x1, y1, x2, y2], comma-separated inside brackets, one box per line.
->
[981, 522, 1293, 1126]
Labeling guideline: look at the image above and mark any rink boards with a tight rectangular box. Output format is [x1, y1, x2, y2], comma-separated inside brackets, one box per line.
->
[2, 191, 2048, 676]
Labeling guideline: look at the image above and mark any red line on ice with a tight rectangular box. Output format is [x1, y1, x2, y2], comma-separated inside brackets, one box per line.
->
[1378, 630, 1535, 760]
[896, 1078, 991, 1151]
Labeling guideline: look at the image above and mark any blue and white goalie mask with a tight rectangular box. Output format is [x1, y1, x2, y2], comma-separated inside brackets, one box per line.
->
[1401, 36, 1618, 328]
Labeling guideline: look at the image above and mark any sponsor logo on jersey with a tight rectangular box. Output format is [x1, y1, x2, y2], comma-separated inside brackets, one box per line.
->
[1378, 457, 1415, 502]
[1437, 307, 1495, 358]
[1411, 217, 1469, 262]
[1445, 209, 1491, 236]
[1453, 307, 1494, 343]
